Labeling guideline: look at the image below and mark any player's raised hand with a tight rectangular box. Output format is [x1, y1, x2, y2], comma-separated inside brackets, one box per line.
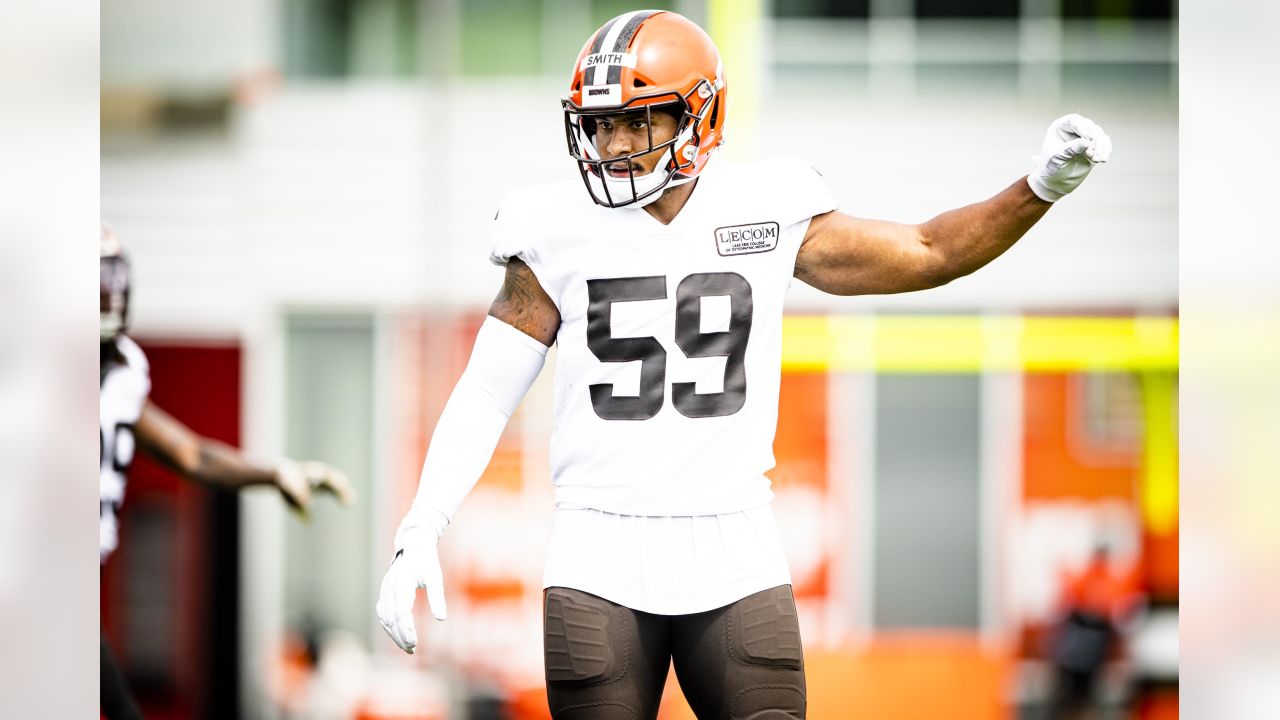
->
[1027, 113, 1112, 202]
[376, 508, 448, 654]
[275, 459, 356, 517]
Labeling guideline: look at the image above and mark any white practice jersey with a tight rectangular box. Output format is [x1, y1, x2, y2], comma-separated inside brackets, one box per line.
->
[100, 335, 150, 562]
[491, 157, 837, 516]
[542, 503, 793, 615]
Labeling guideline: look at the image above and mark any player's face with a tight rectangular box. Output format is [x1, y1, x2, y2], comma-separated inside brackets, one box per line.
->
[594, 109, 680, 178]
[100, 260, 116, 314]
[101, 256, 129, 339]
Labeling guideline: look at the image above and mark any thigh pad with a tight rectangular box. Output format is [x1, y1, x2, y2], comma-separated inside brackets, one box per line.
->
[726, 586, 804, 671]
[544, 588, 629, 685]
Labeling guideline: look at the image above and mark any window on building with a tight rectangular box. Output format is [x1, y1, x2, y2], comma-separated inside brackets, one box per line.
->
[283, 0, 420, 79]
[774, 0, 871, 18]
[916, 0, 1020, 19]
[1061, 0, 1176, 20]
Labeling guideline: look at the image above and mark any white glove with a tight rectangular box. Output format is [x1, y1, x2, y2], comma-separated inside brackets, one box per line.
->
[376, 508, 447, 654]
[275, 459, 355, 517]
[373, 318, 546, 654]
[1027, 113, 1112, 202]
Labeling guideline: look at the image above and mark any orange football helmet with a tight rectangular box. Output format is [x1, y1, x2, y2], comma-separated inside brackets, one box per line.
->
[563, 10, 728, 208]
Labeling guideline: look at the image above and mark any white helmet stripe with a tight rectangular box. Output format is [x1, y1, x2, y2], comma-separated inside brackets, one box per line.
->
[591, 11, 642, 86]
[606, 10, 660, 85]
[587, 14, 621, 57]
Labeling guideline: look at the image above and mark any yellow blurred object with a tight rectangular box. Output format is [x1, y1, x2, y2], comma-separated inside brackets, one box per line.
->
[783, 315, 1178, 373]
[1140, 371, 1179, 535]
[708, 0, 763, 160]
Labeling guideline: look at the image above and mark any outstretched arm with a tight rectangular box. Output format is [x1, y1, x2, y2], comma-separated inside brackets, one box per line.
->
[795, 179, 1050, 296]
[136, 401, 274, 488]
[794, 113, 1111, 297]
[135, 401, 354, 513]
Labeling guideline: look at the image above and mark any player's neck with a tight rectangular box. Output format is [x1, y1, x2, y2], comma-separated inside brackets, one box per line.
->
[642, 178, 698, 226]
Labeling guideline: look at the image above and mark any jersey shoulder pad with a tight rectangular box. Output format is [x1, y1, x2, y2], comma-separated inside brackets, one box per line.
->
[758, 156, 838, 227]
[489, 179, 588, 266]
[703, 156, 834, 226]
[114, 335, 150, 376]
[109, 335, 152, 400]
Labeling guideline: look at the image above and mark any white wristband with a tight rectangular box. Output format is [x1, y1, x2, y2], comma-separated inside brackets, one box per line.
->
[409, 316, 549, 536]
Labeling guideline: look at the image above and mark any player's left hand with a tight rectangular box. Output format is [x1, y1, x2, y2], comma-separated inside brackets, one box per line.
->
[376, 508, 448, 654]
[1027, 113, 1112, 202]
[275, 459, 356, 516]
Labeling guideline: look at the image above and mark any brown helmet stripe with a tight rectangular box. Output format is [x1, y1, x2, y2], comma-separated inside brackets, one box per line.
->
[606, 10, 661, 85]
[583, 15, 622, 86]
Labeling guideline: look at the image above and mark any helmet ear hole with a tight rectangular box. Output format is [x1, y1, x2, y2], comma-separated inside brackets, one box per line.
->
[633, 78, 648, 88]
[709, 95, 721, 130]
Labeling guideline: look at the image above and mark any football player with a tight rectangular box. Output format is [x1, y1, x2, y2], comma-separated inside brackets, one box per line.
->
[377, 10, 1111, 719]
[100, 222, 355, 719]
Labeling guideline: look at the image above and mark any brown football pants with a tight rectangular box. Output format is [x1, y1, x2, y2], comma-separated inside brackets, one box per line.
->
[543, 584, 806, 719]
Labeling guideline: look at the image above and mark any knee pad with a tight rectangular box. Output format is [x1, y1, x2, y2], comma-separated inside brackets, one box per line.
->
[731, 693, 806, 720]
[554, 701, 640, 720]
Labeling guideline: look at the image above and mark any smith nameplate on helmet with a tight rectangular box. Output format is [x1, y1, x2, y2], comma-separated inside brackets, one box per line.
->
[583, 52, 638, 70]
[715, 222, 780, 257]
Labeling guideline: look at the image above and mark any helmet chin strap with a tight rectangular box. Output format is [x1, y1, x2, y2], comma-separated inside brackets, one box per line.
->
[599, 160, 670, 208]
[586, 125, 698, 209]
[615, 172, 695, 209]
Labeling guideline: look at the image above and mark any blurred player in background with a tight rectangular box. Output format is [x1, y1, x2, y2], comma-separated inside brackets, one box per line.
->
[100, 222, 355, 719]
[378, 10, 1111, 718]
[1049, 544, 1143, 719]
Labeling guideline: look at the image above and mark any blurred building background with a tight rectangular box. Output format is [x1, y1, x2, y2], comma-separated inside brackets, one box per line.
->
[100, 1, 1177, 718]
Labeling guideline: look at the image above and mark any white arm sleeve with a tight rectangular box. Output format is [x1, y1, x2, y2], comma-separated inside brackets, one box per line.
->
[409, 316, 549, 536]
